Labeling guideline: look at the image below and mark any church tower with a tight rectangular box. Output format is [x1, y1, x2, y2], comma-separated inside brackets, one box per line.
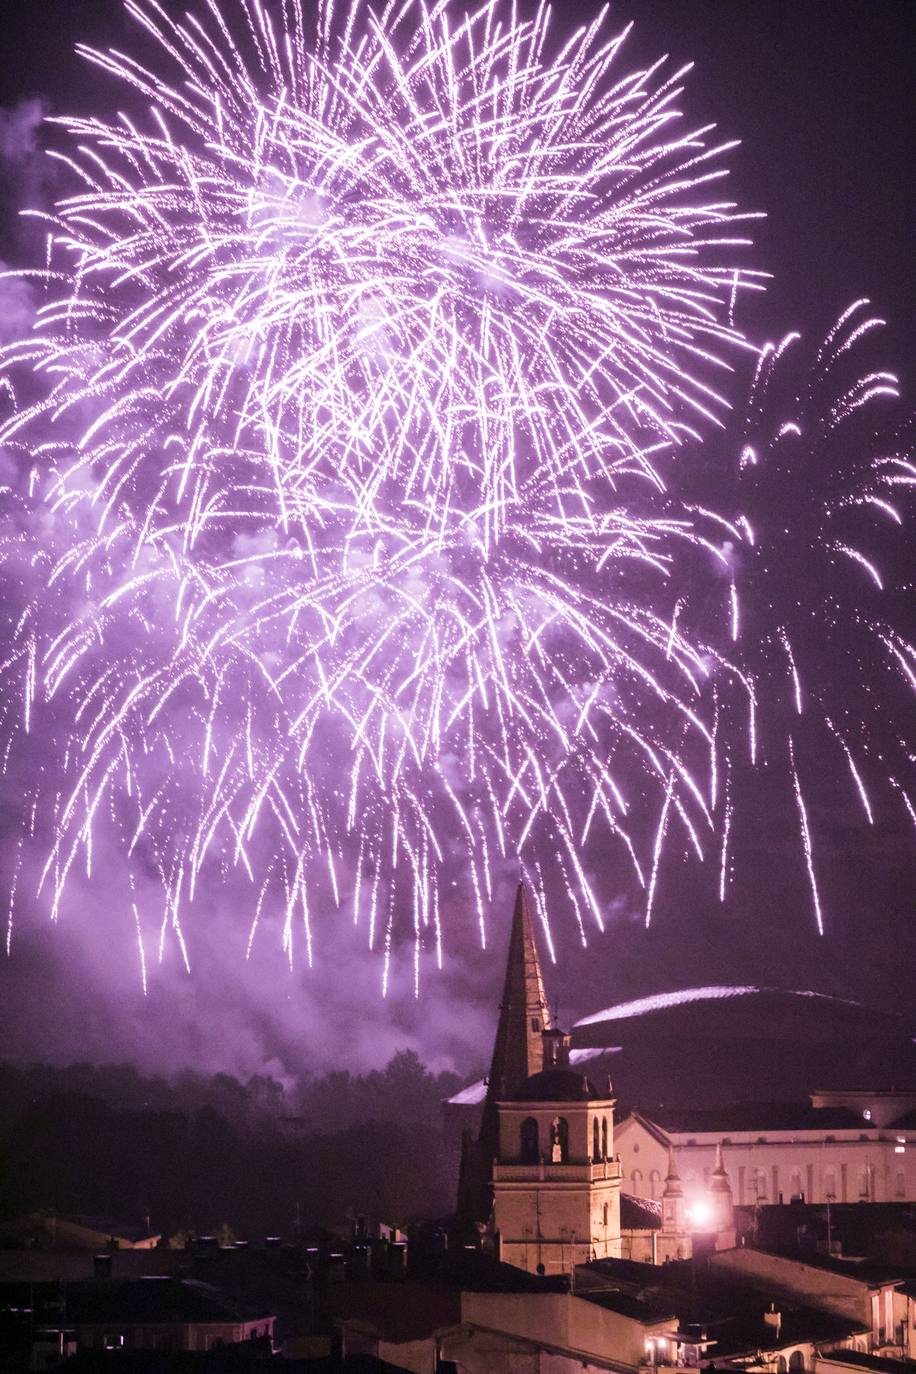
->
[491, 1024, 622, 1273]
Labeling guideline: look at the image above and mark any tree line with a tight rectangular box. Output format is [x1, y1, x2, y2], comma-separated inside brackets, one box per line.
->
[0, 1052, 467, 1241]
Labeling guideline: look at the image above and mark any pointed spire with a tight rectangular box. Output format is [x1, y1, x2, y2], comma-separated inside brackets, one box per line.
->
[478, 881, 551, 1157]
[710, 1140, 731, 1192]
[663, 1144, 683, 1195]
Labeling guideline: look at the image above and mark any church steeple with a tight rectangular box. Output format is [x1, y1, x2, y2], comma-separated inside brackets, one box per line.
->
[479, 881, 552, 1158]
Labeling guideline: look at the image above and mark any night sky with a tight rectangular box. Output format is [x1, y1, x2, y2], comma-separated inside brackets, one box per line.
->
[0, 0, 912, 1084]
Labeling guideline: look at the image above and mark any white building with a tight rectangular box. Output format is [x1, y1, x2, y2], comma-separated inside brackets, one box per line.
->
[616, 1100, 916, 1209]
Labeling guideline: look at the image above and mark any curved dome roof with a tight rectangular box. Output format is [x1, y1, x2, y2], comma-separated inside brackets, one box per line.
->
[516, 1067, 604, 1102]
[573, 985, 910, 1047]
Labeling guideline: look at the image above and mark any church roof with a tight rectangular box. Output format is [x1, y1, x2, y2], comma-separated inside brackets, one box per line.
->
[515, 1067, 603, 1103]
[574, 986, 909, 1045]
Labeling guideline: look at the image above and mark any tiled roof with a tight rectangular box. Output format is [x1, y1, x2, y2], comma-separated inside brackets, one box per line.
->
[620, 1193, 662, 1231]
[581, 1256, 869, 1357]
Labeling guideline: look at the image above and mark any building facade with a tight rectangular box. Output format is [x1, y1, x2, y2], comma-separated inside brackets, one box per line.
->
[616, 1109, 916, 1209]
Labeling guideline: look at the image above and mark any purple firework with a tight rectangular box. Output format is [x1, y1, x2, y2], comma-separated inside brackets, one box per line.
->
[0, 0, 770, 986]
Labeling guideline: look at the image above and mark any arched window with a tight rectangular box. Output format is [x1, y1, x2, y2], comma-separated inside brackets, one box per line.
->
[649, 1169, 661, 1200]
[520, 1116, 539, 1164]
[603, 1202, 609, 1228]
[789, 1351, 805, 1374]
[790, 1168, 804, 1199]
[895, 1171, 906, 1199]
[857, 1166, 870, 1200]
[631, 1168, 643, 1194]
[777, 1358, 788, 1374]
[550, 1116, 569, 1163]
[823, 1167, 838, 1202]
[602, 1117, 609, 1159]
[593, 1118, 601, 1164]
[753, 1169, 768, 1202]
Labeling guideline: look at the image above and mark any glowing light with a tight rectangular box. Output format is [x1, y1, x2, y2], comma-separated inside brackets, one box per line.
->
[688, 1201, 712, 1228]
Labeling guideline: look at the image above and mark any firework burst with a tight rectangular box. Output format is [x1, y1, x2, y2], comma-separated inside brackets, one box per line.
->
[683, 301, 915, 931]
[27, 0, 912, 990]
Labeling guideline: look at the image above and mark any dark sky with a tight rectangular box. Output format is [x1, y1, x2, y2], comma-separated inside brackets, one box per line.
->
[0, 0, 912, 1082]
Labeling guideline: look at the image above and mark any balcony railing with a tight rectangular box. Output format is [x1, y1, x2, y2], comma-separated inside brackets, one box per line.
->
[493, 1159, 622, 1183]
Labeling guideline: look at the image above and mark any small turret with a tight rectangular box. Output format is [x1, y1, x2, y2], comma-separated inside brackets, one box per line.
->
[708, 1141, 735, 1241]
[661, 1145, 685, 1235]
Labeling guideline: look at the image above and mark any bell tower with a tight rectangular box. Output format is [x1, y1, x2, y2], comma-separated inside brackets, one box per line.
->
[491, 1024, 621, 1273]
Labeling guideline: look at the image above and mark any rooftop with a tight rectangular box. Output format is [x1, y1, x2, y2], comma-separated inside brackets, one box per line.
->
[515, 1067, 604, 1103]
[620, 1193, 662, 1231]
[325, 1280, 461, 1344]
[740, 1251, 906, 1288]
[632, 1103, 875, 1135]
[820, 1354, 916, 1374]
[65, 1277, 272, 1325]
[580, 1256, 869, 1358]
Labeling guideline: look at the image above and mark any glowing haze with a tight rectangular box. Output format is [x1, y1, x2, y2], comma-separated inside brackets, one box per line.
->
[0, 0, 910, 1005]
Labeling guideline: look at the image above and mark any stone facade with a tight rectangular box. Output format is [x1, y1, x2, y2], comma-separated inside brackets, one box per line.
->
[616, 1111, 916, 1208]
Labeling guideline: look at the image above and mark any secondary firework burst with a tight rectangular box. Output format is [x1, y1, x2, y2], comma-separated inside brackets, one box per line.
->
[681, 301, 915, 932]
[1, 0, 766, 984]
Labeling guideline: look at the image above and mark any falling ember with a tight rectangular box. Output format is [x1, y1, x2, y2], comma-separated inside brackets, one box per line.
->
[788, 737, 824, 937]
[718, 751, 733, 903]
[644, 774, 675, 929]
